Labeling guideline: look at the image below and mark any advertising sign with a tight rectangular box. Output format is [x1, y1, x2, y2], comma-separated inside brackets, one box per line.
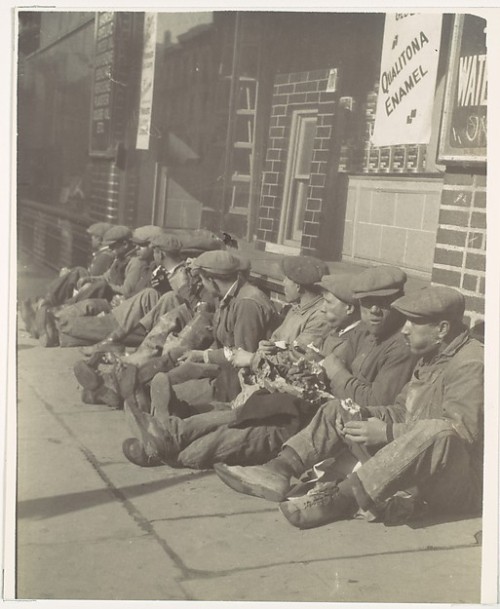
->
[136, 13, 158, 150]
[438, 14, 487, 164]
[372, 13, 443, 146]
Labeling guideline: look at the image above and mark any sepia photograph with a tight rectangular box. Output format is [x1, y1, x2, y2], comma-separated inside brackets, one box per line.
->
[4, 3, 499, 605]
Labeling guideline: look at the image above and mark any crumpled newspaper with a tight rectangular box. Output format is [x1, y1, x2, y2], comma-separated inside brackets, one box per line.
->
[233, 350, 334, 409]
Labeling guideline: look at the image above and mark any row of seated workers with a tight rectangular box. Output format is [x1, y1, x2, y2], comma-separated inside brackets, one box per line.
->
[20, 221, 484, 529]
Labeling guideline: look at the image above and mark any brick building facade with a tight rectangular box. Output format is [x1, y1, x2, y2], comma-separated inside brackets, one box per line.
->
[432, 170, 486, 329]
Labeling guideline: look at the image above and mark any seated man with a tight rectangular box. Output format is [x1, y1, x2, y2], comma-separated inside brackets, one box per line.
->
[73, 253, 327, 410]
[121, 272, 361, 469]
[121, 266, 417, 471]
[19, 221, 114, 336]
[46, 232, 184, 349]
[214, 286, 483, 531]
[71, 231, 213, 355]
[148, 254, 327, 416]
[71, 224, 138, 302]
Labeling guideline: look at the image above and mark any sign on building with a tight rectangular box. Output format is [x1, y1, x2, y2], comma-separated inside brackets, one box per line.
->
[89, 12, 133, 156]
[136, 13, 158, 150]
[438, 14, 487, 164]
[372, 13, 443, 146]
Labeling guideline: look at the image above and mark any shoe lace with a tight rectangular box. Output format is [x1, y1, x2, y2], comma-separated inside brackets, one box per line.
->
[302, 483, 340, 508]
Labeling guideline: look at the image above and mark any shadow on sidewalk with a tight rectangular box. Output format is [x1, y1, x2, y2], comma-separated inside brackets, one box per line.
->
[18, 471, 215, 520]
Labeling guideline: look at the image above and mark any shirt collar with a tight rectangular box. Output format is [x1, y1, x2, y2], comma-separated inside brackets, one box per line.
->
[338, 319, 361, 337]
[220, 279, 240, 307]
[291, 294, 324, 315]
[166, 262, 185, 278]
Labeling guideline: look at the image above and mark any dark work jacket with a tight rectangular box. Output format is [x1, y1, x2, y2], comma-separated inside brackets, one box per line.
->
[88, 248, 114, 276]
[213, 280, 277, 352]
[324, 321, 418, 407]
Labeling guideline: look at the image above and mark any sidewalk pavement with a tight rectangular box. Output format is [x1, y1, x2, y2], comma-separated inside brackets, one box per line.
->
[10, 260, 481, 602]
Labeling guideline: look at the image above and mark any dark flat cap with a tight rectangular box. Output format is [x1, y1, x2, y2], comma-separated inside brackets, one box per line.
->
[392, 286, 465, 321]
[316, 273, 356, 304]
[352, 265, 407, 298]
[132, 225, 164, 245]
[102, 225, 132, 246]
[281, 255, 329, 286]
[191, 250, 247, 276]
[150, 233, 183, 254]
[87, 222, 114, 238]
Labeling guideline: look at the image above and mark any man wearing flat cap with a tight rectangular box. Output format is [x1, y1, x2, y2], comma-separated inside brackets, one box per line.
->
[119, 270, 363, 470]
[20, 221, 115, 339]
[64, 225, 138, 305]
[144, 250, 278, 412]
[51, 229, 187, 350]
[214, 285, 484, 532]
[314, 265, 417, 406]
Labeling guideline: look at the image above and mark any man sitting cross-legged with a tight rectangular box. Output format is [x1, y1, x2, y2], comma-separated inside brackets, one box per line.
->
[214, 286, 484, 530]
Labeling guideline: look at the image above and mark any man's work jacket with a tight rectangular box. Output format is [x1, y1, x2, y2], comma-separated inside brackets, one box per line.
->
[368, 329, 484, 477]
[324, 321, 418, 407]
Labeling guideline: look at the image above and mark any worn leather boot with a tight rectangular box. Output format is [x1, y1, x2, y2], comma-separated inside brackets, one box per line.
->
[81, 386, 122, 409]
[81, 333, 125, 357]
[36, 304, 59, 347]
[279, 482, 358, 529]
[213, 462, 292, 502]
[123, 397, 179, 466]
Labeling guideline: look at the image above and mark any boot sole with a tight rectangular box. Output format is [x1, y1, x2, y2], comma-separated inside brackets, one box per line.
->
[74, 360, 102, 391]
[124, 399, 178, 465]
[213, 464, 288, 502]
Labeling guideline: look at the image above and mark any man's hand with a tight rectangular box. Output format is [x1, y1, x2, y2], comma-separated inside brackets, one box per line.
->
[177, 349, 205, 364]
[258, 340, 278, 355]
[322, 353, 347, 378]
[232, 349, 254, 368]
[343, 418, 388, 446]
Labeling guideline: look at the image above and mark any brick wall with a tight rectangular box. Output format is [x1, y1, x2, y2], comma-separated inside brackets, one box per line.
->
[431, 170, 486, 329]
[256, 69, 337, 255]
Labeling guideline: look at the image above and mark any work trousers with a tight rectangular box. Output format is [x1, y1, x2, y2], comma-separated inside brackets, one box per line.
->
[112, 287, 160, 335]
[57, 298, 117, 347]
[285, 399, 482, 514]
[150, 367, 220, 418]
[151, 392, 293, 470]
[66, 278, 115, 304]
[44, 267, 88, 306]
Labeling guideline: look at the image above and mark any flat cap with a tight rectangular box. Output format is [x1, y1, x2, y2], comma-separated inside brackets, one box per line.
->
[316, 273, 357, 305]
[352, 265, 407, 299]
[280, 255, 329, 286]
[87, 222, 114, 238]
[150, 233, 183, 254]
[132, 225, 164, 245]
[391, 286, 465, 321]
[191, 250, 247, 276]
[102, 225, 132, 246]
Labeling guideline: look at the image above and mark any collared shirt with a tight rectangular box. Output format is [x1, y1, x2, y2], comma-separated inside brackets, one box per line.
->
[270, 294, 326, 349]
[324, 321, 418, 407]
